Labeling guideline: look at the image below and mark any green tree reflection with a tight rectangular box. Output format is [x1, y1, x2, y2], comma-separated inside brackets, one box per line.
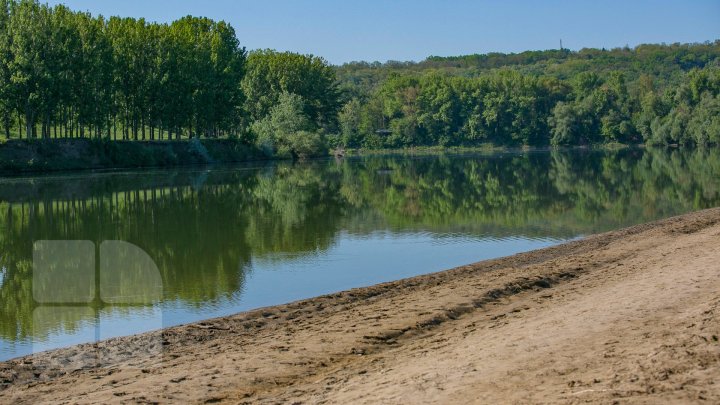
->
[1, 148, 720, 343]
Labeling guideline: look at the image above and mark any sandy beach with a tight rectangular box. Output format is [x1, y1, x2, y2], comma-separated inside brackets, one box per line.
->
[1, 208, 719, 404]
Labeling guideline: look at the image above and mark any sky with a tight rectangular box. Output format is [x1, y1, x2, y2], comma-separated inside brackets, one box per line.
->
[45, 0, 720, 65]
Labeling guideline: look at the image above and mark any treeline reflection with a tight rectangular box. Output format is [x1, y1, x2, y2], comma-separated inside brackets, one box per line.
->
[1, 147, 719, 342]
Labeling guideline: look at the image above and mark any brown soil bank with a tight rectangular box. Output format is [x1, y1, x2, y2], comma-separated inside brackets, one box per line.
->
[2, 209, 720, 404]
[0, 138, 265, 174]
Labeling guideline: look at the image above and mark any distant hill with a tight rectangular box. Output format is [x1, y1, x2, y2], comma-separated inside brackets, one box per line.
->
[336, 41, 720, 94]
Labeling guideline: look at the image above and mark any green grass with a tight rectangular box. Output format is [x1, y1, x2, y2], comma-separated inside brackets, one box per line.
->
[0, 138, 267, 174]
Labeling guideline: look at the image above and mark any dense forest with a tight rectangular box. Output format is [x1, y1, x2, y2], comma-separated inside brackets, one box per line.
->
[0, 0, 719, 160]
[336, 43, 720, 148]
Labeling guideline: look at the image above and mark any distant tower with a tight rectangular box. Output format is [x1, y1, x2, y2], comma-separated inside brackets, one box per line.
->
[560, 39, 563, 51]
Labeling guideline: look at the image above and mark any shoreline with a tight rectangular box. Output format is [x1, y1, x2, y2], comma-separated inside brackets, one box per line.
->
[0, 138, 654, 176]
[0, 138, 270, 175]
[2, 208, 720, 403]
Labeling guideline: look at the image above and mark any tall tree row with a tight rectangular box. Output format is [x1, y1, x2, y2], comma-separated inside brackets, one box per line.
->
[0, 0, 248, 140]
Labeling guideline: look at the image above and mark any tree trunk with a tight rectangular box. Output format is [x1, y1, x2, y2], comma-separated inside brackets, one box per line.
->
[133, 116, 138, 140]
[25, 107, 32, 139]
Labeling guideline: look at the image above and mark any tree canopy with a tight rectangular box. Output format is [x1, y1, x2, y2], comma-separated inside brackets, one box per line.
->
[0, 0, 719, 156]
[335, 46, 720, 148]
[0, 0, 252, 140]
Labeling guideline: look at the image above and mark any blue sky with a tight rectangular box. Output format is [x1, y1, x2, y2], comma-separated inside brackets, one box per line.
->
[45, 0, 720, 64]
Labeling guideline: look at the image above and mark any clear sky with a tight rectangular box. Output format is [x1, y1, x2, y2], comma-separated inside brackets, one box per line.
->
[44, 0, 720, 65]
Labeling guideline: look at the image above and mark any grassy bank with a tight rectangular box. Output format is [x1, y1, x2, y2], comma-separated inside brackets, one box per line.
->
[0, 138, 267, 174]
[0, 138, 651, 175]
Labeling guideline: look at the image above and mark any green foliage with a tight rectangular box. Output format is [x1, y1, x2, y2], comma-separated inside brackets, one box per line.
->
[687, 93, 720, 144]
[242, 50, 340, 130]
[338, 98, 363, 147]
[549, 72, 637, 145]
[252, 92, 327, 159]
[343, 70, 570, 147]
[0, 0, 718, 156]
[640, 67, 720, 145]
[338, 42, 720, 91]
[336, 42, 720, 148]
[283, 130, 327, 160]
[0, 0, 248, 142]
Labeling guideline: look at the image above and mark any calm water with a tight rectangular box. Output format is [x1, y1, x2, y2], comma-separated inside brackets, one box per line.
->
[2, 148, 720, 360]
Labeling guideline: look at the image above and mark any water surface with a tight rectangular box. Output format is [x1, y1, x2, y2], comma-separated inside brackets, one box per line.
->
[2, 147, 720, 360]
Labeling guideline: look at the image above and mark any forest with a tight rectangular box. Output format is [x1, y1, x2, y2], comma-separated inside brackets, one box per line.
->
[336, 44, 720, 148]
[0, 0, 719, 161]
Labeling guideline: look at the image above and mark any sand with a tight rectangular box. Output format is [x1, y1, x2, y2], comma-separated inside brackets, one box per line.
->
[1, 208, 719, 404]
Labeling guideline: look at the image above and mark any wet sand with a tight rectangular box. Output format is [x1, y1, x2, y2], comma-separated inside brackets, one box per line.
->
[2, 208, 720, 404]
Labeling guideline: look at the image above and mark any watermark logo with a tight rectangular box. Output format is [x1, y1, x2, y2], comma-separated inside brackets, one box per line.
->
[32, 240, 163, 370]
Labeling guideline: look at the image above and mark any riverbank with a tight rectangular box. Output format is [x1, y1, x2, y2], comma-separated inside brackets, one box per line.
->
[0, 138, 267, 174]
[0, 138, 649, 175]
[2, 208, 720, 403]
[342, 141, 638, 157]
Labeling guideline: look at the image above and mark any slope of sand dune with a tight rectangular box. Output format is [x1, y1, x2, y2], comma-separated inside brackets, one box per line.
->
[1, 208, 720, 404]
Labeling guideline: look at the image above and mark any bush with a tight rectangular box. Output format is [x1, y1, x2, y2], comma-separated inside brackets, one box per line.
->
[251, 92, 328, 159]
[285, 130, 327, 159]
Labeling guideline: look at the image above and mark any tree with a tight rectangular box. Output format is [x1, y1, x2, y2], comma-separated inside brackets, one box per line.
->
[8, 0, 49, 138]
[338, 98, 362, 148]
[549, 102, 583, 145]
[417, 75, 462, 145]
[72, 10, 112, 138]
[242, 50, 340, 130]
[252, 92, 326, 159]
[0, 0, 13, 137]
[687, 93, 720, 145]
